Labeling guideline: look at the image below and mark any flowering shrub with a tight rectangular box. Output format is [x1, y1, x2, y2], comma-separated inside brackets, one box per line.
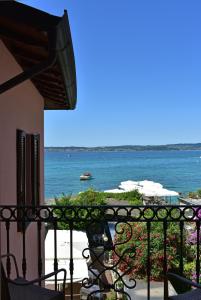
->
[186, 213, 201, 282]
[187, 229, 201, 245]
[112, 221, 189, 281]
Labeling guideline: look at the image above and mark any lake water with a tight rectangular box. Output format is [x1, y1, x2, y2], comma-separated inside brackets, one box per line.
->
[45, 150, 201, 201]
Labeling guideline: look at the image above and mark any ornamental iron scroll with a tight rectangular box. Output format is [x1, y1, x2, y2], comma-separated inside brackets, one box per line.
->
[1, 205, 201, 300]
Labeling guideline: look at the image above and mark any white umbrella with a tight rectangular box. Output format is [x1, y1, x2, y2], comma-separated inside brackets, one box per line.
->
[119, 181, 140, 192]
[139, 180, 163, 189]
[107, 180, 179, 197]
[154, 188, 179, 197]
[104, 188, 125, 193]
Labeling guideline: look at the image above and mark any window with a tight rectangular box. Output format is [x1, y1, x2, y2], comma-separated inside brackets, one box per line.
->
[16, 129, 40, 231]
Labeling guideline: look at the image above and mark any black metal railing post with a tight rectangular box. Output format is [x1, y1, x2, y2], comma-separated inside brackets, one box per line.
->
[179, 221, 184, 276]
[196, 220, 200, 283]
[53, 220, 58, 291]
[69, 220, 74, 300]
[22, 220, 26, 278]
[147, 221, 151, 300]
[5, 221, 11, 278]
[1, 204, 201, 299]
[163, 220, 168, 300]
[37, 221, 42, 286]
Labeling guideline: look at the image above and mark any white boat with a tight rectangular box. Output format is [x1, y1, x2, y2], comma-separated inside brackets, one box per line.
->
[80, 172, 92, 180]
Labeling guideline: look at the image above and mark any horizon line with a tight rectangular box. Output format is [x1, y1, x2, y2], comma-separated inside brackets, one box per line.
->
[44, 142, 201, 148]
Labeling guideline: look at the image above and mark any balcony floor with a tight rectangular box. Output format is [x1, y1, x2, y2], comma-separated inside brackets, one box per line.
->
[125, 280, 176, 300]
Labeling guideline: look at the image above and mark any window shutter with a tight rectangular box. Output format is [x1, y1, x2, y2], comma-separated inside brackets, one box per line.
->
[16, 130, 40, 231]
[32, 134, 40, 206]
[16, 129, 26, 207]
[26, 134, 32, 206]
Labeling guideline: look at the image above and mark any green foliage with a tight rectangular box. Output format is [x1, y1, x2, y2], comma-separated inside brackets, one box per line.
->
[55, 193, 72, 205]
[106, 290, 127, 300]
[104, 189, 143, 205]
[184, 262, 195, 279]
[106, 291, 117, 300]
[53, 189, 106, 231]
[75, 189, 106, 205]
[54, 194, 72, 230]
[53, 189, 142, 230]
[188, 188, 201, 198]
[197, 189, 201, 198]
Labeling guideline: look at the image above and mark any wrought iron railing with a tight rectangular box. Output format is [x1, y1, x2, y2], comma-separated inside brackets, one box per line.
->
[1, 205, 201, 299]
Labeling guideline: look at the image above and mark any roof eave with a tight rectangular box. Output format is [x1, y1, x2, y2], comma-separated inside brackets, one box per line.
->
[0, 1, 77, 110]
[51, 11, 77, 111]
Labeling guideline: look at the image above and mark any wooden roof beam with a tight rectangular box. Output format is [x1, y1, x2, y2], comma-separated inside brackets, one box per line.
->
[33, 78, 64, 91]
[44, 95, 68, 108]
[4, 42, 47, 61]
[15, 57, 62, 77]
[40, 88, 66, 99]
[0, 17, 48, 45]
[2, 38, 48, 57]
[44, 96, 65, 104]
[0, 28, 47, 48]
[36, 71, 64, 83]
[35, 84, 65, 97]
[15, 53, 44, 65]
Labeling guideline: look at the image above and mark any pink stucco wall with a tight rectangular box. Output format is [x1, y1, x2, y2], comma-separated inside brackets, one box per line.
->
[0, 40, 45, 279]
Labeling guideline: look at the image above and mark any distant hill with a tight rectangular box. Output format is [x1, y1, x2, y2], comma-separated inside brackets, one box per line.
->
[45, 143, 201, 152]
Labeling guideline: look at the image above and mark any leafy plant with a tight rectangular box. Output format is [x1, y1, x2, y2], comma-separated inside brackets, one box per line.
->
[184, 262, 195, 279]
[112, 217, 190, 281]
[197, 189, 201, 198]
[53, 188, 143, 231]
[104, 189, 143, 205]
[75, 189, 106, 205]
[106, 290, 127, 300]
[53, 189, 106, 230]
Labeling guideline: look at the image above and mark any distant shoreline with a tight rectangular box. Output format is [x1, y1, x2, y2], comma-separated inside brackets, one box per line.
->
[45, 143, 201, 152]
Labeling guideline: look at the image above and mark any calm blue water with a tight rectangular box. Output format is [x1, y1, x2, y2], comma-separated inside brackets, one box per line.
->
[45, 150, 201, 200]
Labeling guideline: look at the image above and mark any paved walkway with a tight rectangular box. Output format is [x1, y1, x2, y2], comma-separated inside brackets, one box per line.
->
[125, 279, 176, 300]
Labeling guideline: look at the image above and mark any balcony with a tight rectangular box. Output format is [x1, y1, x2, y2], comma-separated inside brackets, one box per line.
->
[1, 205, 201, 299]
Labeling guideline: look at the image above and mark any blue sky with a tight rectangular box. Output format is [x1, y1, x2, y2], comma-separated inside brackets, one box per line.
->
[20, 0, 201, 146]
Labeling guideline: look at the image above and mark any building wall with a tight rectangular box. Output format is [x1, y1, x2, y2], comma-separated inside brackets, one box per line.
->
[0, 40, 45, 279]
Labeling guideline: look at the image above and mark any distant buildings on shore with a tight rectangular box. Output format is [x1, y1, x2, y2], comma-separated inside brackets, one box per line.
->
[45, 143, 201, 152]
